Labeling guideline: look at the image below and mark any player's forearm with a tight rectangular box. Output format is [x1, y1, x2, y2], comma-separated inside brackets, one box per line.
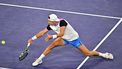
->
[56, 26, 65, 38]
[36, 31, 45, 38]
[31, 31, 46, 40]
[32, 28, 48, 40]
[31, 34, 42, 40]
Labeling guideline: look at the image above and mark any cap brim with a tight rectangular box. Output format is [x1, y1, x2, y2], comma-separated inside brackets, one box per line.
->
[48, 18, 60, 21]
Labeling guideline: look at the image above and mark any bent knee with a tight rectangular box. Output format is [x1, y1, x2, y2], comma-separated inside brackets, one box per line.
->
[55, 37, 62, 42]
[45, 46, 54, 51]
[51, 38, 62, 46]
[50, 42, 59, 46]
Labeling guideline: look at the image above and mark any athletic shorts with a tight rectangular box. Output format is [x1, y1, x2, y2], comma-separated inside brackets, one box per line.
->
[63, 38, 82, 48]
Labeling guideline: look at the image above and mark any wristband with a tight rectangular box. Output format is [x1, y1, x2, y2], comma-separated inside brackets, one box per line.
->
[27, 43, 30, 46]
[52, 35, 57, 39]
[26, 43, 30, 49]
[32, 35, 37, 40]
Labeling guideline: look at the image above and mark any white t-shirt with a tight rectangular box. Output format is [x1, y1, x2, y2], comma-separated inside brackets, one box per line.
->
[47, 19, 79, 41]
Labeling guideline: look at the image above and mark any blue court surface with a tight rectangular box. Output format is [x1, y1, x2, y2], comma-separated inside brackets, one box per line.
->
[0, 0, 122, 69]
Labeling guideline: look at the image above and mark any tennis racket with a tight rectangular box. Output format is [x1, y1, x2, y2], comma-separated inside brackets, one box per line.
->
[19, 43, 30, 61]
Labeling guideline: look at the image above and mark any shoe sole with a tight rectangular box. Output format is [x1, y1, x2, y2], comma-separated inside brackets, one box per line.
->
[32, 61, 42, 67]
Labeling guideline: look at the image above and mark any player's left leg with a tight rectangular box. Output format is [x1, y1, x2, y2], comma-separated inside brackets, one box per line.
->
[77, 44, 114, 59]
[77, 44, 99, 56]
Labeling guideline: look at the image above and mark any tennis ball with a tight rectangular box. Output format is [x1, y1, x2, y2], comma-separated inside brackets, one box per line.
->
[1, 40, 6, 45]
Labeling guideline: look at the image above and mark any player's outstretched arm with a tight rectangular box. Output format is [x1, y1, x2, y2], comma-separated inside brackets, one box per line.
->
[36, 28, 49, 38]
[28, 28, 49, 45]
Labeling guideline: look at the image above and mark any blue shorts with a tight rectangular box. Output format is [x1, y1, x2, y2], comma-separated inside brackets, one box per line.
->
[63, 38, 82, 48]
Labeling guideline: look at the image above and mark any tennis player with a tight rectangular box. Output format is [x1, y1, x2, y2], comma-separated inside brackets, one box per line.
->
[28, 14, 114, 66]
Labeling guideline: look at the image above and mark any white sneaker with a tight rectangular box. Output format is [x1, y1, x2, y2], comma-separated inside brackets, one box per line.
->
[32, 59, 42, 66]
[102, 52, 114, 59]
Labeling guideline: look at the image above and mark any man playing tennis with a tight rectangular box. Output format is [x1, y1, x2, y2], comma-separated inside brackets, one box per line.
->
[28, 14, 113, 66]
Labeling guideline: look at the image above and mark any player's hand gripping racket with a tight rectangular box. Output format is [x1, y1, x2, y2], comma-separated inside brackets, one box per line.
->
[19, 43, 30, 61]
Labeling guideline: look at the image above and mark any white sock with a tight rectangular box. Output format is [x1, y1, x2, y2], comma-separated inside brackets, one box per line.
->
[38, 54, 45, 61]
[98, 52, 105, 57]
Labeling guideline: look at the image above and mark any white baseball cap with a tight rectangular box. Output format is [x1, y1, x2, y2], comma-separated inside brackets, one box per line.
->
[48, 14, 60, 21]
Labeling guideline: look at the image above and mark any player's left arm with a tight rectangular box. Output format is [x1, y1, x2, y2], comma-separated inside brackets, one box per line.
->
[45, 26, 66, 41]
[47, 20, 67, 40]
[56, 20, 67, 38]
[57, 26, 66, 37]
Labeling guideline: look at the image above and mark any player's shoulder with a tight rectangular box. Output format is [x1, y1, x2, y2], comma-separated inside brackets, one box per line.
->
[60, 19, 66, 22]
[59, 18, 67, 23]
[47, 25, 52, 30]
[59, 19, 68, 27]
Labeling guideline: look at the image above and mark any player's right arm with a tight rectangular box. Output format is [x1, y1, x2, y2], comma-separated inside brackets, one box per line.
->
[28, 28, 49, 45]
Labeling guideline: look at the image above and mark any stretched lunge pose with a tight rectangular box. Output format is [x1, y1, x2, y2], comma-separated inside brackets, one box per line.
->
[28, 14, 113, 66]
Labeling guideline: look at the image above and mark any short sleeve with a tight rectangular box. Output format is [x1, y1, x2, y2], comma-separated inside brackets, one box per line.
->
[60, 20, 68, 27]
[47, 25, 52, 30]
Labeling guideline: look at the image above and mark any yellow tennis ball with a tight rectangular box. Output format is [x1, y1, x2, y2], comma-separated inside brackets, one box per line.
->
[1, 40, 6, 45]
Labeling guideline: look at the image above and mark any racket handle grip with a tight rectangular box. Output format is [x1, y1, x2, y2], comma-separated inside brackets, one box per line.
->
[27, 43, 30, 47]
[25, 43, 30, 51]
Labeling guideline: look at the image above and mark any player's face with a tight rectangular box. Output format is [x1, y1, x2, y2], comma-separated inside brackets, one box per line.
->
[48, 20, 58, 26]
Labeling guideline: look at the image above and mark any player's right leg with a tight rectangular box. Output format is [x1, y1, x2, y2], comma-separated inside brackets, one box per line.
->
[32, 37, 65, 66]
